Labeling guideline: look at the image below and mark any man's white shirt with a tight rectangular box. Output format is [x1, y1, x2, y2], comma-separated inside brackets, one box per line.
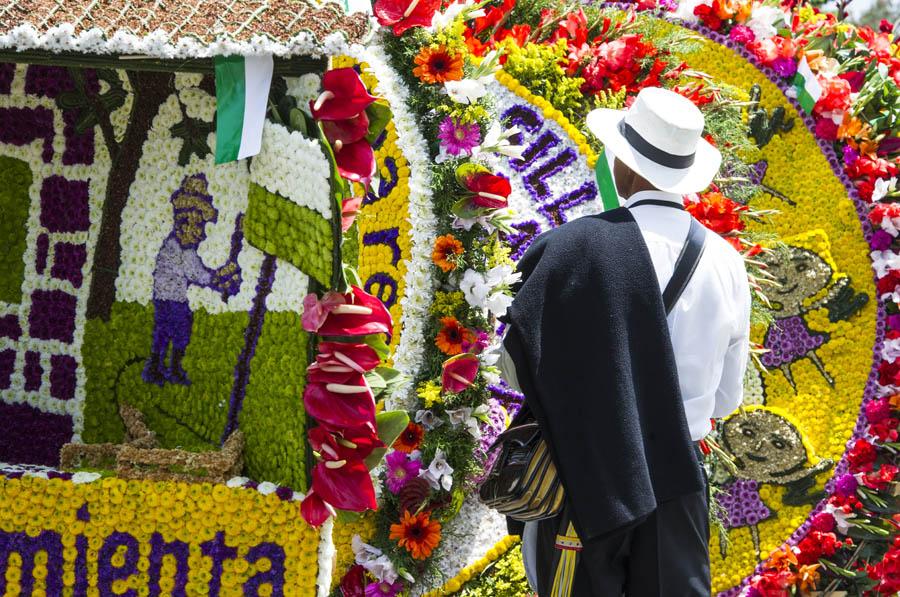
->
[499, 190, 751, 441]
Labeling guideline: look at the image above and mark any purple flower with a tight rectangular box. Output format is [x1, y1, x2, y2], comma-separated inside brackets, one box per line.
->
[772, 58, 797, 78]
[729, 25, 756, 44]
[659, 0, 678, 11]
[871, 229, 894, 250]
[438, 117, 480, 156]
[888, 313, 900, 331]
[843, 145, 860, 166]
[833, 473, 858, 497]
[462, 330, 490, 354]
[385, 450, 420, 494]
[365, 580, 403, 597]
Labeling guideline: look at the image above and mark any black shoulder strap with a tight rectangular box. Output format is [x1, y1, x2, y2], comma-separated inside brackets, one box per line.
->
[662, 217, 706, 314]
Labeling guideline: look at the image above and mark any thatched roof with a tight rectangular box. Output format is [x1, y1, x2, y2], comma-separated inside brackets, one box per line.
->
[0, 0, 371, 59]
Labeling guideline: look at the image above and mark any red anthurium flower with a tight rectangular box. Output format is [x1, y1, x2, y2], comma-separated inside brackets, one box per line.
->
[307, 362, 360, 385]
[309, 425, 382, 462]
[322, 111, 370, 146]
[339, 565, 367, 597]
[317, 341, 382, 373]
[441, 353, 479, 393]
[464, 172, 512, 209]
[317, 286, 393, 338]
[300, 490, 335, 527]
[342, 196, 364, 232]
[303, 377, 376, 430]
[302, 291, 346, 333]
[310, 68, 377, 121]
[334, 139, 376, 183]
[374, 0, 441, 35]
[312, 457, 377, 511]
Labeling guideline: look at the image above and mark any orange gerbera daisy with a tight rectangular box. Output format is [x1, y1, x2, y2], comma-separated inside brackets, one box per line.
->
[389, 510, 442, 560]
[392, 422, 425, 453]
[432, 234, 464, 272]
[435, 316, 474, 356]
[413, 45, 463, 84]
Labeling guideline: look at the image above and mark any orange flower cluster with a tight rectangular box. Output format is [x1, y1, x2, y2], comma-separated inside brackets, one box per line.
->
[414, 45, 464, 84]
[390, 510, 442, 560]
[432, 234, 465, 272]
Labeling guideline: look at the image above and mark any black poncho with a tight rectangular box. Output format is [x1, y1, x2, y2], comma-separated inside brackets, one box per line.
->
[502, 207, 704, 543]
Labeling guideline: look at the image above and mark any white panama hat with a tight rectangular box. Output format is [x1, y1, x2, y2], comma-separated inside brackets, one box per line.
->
[585, 87, 722, 195]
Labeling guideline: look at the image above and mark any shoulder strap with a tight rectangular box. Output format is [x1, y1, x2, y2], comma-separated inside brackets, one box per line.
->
[662, 217, 706, 315]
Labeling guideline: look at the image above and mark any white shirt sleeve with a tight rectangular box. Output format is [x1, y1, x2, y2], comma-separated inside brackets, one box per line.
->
[498, 333, 523, 393]
[711, 258, 752, 419]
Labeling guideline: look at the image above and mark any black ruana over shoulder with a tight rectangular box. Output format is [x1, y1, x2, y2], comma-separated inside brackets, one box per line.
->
[502, 207, 704, 543]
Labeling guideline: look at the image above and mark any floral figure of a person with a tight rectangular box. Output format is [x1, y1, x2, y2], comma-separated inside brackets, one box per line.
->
[760, 231, 867, 390]
[716, 407, 833, 560]
[142, 174, 243, 386]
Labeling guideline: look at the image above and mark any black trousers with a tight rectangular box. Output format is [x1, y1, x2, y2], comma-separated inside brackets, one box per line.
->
[531, 487, 710, 596]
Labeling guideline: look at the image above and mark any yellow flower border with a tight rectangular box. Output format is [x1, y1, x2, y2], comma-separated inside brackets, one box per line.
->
[422, 535, 520, 597]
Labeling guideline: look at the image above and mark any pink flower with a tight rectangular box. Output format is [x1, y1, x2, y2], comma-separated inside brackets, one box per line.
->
[334, 139, 376, 183]
[865, 397, 892, 424]
[302, 291, 347, 333]
[442, 353, 479, 393]
[316, 341, 382, 373]
[312, 457, 377, 512]
[317, 286, 394, 339]
[342, 196, 364, 232]
[385, 450, 421, 493]
[814, 117, 839, 141]
[438, 117, 480, 156]
[729, 25, 756, 44]
[303, 372, 376, 430]
[810, 511, 836, 532]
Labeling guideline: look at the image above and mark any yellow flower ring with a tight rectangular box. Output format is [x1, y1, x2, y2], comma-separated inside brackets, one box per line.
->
[483, 13, 879, 597]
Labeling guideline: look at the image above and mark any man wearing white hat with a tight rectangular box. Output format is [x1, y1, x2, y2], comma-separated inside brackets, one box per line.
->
[499, 87, 751, 595]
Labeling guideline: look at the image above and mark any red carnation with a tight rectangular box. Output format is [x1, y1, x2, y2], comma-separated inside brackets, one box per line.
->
[847, 438, 878, 473]
[796, 531, 842, 565]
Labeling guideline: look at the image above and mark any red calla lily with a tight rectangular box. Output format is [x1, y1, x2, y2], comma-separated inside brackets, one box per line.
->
[312, 458, 377, 512]
[465, 172, 511, 209]
[317, 286, 393, 338]
[340, 565, 367, 597]
[374, 0, 441, 35]
[310, 68, 377, 121]
[303, 379, 376, 430]
[307, 362, 360, 385]
[321, 111, 370, 146]
[334, 139, 376, 183]
[341, 196, 363, 232]
[441, 353, 479, 393]
[317, 341, 382, 373]
[300, 490, 334, 527]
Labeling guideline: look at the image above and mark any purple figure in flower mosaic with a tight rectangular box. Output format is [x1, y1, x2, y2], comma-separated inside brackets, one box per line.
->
[759, 240, 867, 390]
[717, 408, 833, 560]
[142, 174, 243, 386]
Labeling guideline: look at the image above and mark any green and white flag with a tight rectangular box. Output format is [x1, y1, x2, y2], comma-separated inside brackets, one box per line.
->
[791, 56, 822, 114]
[595, 147, 620, 212]
[215, 55, 274, 164]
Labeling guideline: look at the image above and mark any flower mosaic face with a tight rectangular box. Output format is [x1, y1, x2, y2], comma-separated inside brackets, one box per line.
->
[488, 18, 878, 595]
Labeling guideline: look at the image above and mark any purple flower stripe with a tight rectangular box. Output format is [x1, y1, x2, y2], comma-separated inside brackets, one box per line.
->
[365, 158, 399, 206]
[0, 62, 13, 94]
[29, 289, 77, 343]
[40, 175, 91, 233]
[0, 401, 73, 466]
[0, 349, 14, 390]
[51, 242, 88, 288]
[24, 350, 42, 392]
[63, 109, 95, 166]
[365, 272, 399, 308]
[501, 104, 544, 135]
[537, 181, 598, 226]
[510, 130, 561, 173]
[500, 219, 543, 260]
[36, 233, 49, 275]
[50, 354, 78, 401]
[0, 315, 21, 341]
[0, 107, 55, 163]
[524, 148, 577, 201]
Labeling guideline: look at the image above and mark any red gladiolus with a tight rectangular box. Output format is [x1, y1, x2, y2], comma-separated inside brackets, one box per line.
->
[300, 490, 334, 527]
[310, 68, 377, 121]
[464, 172, 512, 209]
[685, 192, 747, 235]
[333, 139, 376, 183]
[312, 457, 377, 511]
[303, 378, 376, 430]
[317, 341, 382, 373]
[441, 353, 479, 393]
[316, 286, 394, 338]
[374, 0, 441, 35]
[863, 464, 899, 491]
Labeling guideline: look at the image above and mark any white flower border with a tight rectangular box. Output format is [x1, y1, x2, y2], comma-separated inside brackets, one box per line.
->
[0, 23, 366, 60]
[346, 41, 437, 410]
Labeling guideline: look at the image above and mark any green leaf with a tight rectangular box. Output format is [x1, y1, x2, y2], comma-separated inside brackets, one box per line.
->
[362, 334, 391, 361]
[289, 108, 309, 137]
[365, 101, 393, 144]
[342, 263, 363, 288]
[363, 410, 410, 470]
[455, 161, 490, 187]
[336, 509, 365, 524]
[365, 370, 387, 398]
[818, 558, 858, 578]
